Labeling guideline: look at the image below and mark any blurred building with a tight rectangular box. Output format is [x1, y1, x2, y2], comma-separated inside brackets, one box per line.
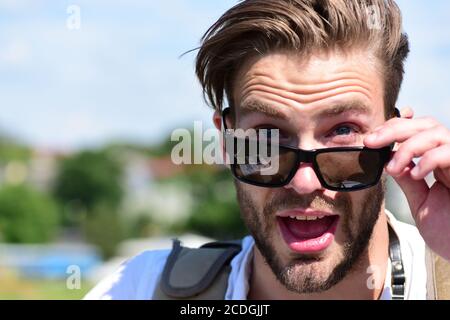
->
[0, 148, 63, 191]
[0, 242, 101, 279]
[121, 152, 193, 226]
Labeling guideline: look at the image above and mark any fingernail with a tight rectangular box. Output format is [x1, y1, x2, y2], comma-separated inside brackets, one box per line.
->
[387, 159, 396, 171]
[367, 133, 379, 141]
[410, 166, 419, 177]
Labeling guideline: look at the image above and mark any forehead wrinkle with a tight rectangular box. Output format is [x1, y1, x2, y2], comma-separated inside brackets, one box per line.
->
[244, 71, 374, 94]
[241, 83, 373, 106]
[234, 52, 382, 120]
[238, 73, 375, 107]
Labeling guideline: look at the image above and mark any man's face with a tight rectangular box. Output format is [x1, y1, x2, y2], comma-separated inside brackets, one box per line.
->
[230, 49, 387, 293]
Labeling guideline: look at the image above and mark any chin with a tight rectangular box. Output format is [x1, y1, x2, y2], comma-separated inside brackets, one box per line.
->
[269, 237, 350, 294]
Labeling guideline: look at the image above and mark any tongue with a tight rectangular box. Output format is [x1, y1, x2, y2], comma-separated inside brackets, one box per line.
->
[283, 216, 336, 239]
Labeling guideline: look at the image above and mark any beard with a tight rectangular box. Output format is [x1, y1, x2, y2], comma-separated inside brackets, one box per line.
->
[235, 179, 385, 294]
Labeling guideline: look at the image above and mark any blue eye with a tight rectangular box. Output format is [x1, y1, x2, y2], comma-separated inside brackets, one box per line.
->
[325, 123, 362, 145]
[334, 125, 353, 136]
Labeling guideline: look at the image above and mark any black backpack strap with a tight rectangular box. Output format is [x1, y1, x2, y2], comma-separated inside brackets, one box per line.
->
[388, 224, 405, 300]
[152, 239, 242, 300]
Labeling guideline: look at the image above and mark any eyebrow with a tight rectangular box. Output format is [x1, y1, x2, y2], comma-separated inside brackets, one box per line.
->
[238, 100, 289, 120]
[238, 99, 372, 123]
[312, 101, 372, 120]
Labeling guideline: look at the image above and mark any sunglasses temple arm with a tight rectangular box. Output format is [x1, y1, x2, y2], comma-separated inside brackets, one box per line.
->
[222, 107, 230, 131]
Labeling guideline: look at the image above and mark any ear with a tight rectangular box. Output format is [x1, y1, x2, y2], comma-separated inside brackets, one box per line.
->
[213, 110, 222, 131]
[213, 110, 231, 168]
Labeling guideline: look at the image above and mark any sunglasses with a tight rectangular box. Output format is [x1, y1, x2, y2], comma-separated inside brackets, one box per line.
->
[222, 107, 399, 192]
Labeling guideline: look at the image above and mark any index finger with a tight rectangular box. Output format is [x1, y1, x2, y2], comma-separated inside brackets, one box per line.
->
[364, 117, 440, 148]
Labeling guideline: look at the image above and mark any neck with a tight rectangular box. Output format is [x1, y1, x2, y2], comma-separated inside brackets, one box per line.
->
[248, 210, 389, 300]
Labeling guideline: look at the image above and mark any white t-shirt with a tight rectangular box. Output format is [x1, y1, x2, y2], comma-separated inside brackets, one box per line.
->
[84, 210, 428, 300]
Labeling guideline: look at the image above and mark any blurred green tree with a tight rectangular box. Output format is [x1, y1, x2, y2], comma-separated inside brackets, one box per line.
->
[167, 166, 248, 240]
[53, 150, 123, 214]
[0, 135, 31, 162]
[53, 150, 126, 257]
[82, 203, 126, 259]
[0, 185, 59, 243]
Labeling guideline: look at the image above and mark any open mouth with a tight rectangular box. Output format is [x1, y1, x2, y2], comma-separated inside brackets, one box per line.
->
[277, 212, 339, 254]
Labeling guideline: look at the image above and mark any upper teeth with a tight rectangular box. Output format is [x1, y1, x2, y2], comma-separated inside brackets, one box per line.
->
[289, 215, 325, 220]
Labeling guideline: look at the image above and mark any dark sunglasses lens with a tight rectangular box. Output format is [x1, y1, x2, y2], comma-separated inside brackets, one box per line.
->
[233, 144, 297, 186]
[315, 149, 383, 189]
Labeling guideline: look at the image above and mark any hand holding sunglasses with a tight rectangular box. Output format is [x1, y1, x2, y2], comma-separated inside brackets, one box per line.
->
[363, 108, 450, 261]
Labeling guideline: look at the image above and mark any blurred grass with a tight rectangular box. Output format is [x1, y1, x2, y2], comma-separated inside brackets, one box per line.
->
[0, 269, 93, 300]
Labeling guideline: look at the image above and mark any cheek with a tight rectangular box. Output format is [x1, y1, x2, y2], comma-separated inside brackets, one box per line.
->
[348, 190, 370, 214]
[338, 190, 371, 235]
[243, 184, 273, 213]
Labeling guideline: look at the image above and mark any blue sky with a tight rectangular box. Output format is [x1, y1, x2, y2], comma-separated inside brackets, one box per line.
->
[0, 0, 449, 151]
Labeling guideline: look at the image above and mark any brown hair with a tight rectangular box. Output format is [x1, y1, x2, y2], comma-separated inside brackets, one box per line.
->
[195, 0, 409, 118]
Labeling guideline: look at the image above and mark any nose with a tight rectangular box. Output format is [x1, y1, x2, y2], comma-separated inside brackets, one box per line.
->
[284, 162, 325, 194]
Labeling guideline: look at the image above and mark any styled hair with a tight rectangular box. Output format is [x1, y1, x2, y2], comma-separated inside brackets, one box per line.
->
[195, 0, 409, 118]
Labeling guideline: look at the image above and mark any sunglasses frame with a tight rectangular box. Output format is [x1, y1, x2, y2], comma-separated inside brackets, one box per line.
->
[222, 107, 399, 192]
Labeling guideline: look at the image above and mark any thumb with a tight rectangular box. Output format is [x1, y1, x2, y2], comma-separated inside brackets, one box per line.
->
[391, 162, 429, 220]
[400, 106, 414, 119]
